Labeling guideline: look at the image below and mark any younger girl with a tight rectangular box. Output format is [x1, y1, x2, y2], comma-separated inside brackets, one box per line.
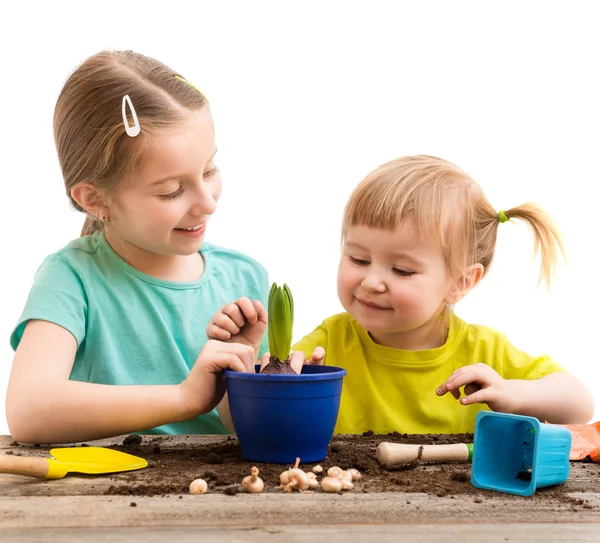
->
[7, 50, 269, 444]
[209, 155, 594, 434]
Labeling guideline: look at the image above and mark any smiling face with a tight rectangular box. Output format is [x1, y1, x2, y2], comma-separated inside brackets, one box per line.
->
[337, 219, 459, 350]
[105, 107, 221, 261]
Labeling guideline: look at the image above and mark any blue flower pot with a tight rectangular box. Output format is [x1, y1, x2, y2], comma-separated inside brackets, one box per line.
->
[224, 364, 346, 463]
[471, 411, 571, 496]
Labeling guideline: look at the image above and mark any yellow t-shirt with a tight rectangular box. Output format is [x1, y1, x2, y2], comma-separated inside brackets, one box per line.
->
[292, 312, 565, 434]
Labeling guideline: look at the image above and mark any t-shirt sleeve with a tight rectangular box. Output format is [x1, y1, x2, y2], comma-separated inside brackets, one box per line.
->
[10, 254, 87, 350]
[500, 338, 567, 380]
[292, 321, 329, 361]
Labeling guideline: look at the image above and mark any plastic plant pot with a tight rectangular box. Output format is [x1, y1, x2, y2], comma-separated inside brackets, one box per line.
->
[471, 411, 571, 496]
[224, 364, 346, 463]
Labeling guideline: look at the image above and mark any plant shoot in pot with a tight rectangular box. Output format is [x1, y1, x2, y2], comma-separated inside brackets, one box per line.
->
[260, 283, 297, 375]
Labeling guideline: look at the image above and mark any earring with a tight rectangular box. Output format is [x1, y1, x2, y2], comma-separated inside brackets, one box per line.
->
[102, 215, 111, 223]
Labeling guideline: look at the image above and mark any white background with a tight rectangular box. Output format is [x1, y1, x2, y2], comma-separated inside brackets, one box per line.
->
[1, 1, 598, 434]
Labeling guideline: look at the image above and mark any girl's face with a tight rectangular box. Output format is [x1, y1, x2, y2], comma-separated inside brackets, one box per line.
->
[107, 107, 221, 260]
[337, 218, 459, 350]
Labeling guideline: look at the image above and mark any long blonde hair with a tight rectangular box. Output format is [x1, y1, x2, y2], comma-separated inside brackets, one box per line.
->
[343, 155, 564, 287]
[53, 50, 208, 236]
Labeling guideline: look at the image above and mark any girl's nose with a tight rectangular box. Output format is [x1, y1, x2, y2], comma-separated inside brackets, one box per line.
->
[361, 270, 386, 293]
[189, 183, 218, 216]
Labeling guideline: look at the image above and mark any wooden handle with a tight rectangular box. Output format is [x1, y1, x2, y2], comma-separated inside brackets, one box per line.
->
[0, 454, 50, 478]
[376, 442, 471, 466]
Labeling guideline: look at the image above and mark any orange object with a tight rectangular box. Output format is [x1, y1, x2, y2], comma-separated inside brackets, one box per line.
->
[560, 421, 600, 463]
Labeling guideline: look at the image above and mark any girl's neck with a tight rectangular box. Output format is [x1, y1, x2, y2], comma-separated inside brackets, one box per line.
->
[368, 308, 450, 351]
[104, 231, 204, 282]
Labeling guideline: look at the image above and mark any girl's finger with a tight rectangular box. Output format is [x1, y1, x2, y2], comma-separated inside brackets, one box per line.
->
[444, 368, 486, 391]
[212, 312, 241, 335]
[252, 300, 268, 325]
[235, 297, 259, 324]
[222, 303, 247, 328]
[206, 323, 232, 341]
[217, 353, 247, 373]
[259, 352, 271, 372]
[223, 344, 256, 372]
[308, 346, 325, 365]
[460, 387, 491, 406]
[436, 380, 464, 399]
[289, 350, 306, 374]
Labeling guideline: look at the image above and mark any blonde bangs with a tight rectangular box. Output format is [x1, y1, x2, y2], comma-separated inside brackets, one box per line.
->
[343, 156, 478, 277]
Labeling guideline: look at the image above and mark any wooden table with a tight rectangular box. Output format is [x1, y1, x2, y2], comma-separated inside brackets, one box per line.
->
[1, 435, 599, 542]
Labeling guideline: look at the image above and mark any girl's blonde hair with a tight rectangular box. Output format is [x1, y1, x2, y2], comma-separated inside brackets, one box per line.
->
[53, 50, 207, 236]
[343, 155, 564, 287]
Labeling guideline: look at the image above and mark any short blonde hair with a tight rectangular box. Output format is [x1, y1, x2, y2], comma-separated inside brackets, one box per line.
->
[343, 155, 564, 287]
[53, 50, 207, 236]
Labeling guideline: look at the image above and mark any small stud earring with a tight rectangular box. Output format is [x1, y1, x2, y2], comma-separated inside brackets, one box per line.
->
[102, 215, 111, 223]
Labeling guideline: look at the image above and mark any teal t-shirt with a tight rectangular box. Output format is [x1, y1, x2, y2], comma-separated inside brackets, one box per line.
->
[10, 232, 270, 434]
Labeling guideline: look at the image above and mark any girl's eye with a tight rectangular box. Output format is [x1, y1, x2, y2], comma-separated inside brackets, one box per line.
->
[204, 167, 220, 178]
[349, 256, 370, 266]
[160, 186, 184, 200]
[393, 268, 414, 277]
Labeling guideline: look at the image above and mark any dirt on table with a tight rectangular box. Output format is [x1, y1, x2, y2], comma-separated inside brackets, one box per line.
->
[94, 432, 600, 505]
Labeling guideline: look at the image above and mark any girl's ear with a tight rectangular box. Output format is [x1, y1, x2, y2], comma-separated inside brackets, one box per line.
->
[70, 183, 110, 220]
[444, 263, 484, 305]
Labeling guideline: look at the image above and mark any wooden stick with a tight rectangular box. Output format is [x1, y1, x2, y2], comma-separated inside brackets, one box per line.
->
[376, 442, 471, 467]
[0, 454, 50, 478]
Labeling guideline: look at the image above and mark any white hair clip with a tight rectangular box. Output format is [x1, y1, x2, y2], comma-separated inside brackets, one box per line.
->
[122, 94, 141, 137]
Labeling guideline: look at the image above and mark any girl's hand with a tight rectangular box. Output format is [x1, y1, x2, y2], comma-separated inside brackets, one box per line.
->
[179, 339, 256, 418]
[259, 347, 326, 374]
[436, 363, 517, 413]
[206, 297, 267, 357]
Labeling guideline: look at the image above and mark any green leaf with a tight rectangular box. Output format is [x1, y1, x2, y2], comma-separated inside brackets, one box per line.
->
[267, 282, 294, 361]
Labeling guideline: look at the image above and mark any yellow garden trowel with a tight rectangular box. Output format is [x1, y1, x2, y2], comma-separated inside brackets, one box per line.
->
[0, 447, 148, 479]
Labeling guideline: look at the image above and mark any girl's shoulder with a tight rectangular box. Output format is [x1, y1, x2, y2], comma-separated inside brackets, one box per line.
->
[33, 233, 105, 275]
[201, 242, 267, 275]
[451, 314, 511, 355]
[455, 315, 509, 343]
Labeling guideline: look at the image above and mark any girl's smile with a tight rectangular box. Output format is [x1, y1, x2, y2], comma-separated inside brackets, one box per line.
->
[356, 298, 391, 310]
[174, 222, 207, 238]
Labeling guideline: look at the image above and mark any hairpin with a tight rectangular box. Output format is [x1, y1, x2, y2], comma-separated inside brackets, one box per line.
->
[122, 94, 141, 137]
[174, 75, 206, 99]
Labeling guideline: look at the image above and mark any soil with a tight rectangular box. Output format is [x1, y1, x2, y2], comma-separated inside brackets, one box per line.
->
[91, 432, 600, 504]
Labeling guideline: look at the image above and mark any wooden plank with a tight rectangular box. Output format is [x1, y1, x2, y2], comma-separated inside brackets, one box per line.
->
[0, 492, 599, 529]
[2, 524, 600, 543]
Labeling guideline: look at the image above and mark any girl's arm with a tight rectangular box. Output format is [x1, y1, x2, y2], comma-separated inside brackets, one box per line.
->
[437, 363, 595, 424]
[7, 320, 255, 444]
[505, 372, 595, 423]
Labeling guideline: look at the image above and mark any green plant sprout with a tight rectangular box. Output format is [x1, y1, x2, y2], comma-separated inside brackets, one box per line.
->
[260, 282, 297, 374]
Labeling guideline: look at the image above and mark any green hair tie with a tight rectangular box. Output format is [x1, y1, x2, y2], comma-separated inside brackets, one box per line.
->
[497, 210, 510, 223]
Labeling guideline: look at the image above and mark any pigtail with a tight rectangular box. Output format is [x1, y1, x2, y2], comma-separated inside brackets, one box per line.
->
[80, 217, 102, 237]
[498, 203, 565, 288]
